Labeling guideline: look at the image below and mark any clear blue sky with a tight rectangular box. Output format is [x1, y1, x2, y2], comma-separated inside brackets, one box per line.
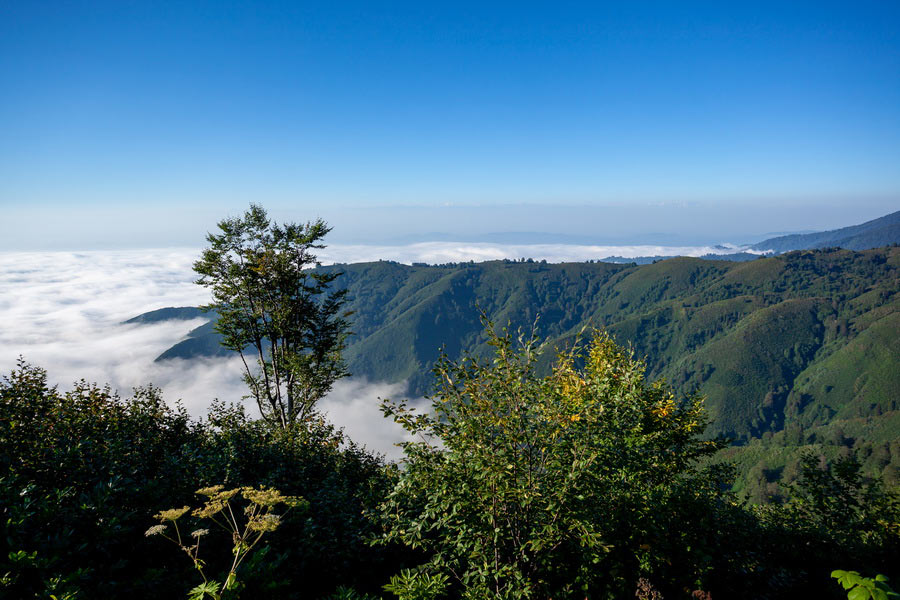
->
[1, 1, 898, 248]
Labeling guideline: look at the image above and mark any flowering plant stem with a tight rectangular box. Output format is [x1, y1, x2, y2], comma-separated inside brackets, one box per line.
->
[147, 485, 307, 600]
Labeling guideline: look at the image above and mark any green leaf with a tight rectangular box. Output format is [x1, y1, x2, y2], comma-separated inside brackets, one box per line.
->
[188, 580, 221, 600]
[848, 586, 872, 600]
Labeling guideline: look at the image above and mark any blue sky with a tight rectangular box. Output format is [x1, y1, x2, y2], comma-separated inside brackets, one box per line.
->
[1, 1, 898, 248]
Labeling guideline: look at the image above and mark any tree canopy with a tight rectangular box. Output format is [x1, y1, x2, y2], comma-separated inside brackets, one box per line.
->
[193, 204, 350, 427]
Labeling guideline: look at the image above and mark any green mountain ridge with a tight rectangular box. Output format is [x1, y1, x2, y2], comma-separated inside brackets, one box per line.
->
[140, 247, 898, 449]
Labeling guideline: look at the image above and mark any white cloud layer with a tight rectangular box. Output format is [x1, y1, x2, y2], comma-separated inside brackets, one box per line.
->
[0, 242, 725, 457]
[319, 241, 742, 265]
[0, 248, 216, 407]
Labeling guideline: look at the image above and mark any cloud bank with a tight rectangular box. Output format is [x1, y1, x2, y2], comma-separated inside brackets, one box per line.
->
[0, 248, 216, 406]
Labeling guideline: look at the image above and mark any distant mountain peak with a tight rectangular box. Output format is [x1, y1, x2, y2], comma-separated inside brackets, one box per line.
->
[750, 210, 900, 253]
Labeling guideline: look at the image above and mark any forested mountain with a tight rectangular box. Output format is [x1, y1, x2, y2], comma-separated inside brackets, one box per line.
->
[751, 210, 900, 253]
[139, 247, 900, 488]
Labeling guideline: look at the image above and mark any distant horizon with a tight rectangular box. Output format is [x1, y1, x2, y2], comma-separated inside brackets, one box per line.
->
[2, 200, 896, 252]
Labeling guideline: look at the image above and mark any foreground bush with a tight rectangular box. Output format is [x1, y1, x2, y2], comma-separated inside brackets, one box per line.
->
[376, 326, 733, 599]
[2, 345, 897, 599]
[746, 451, 900, 598]
[0, 360, 396, 599]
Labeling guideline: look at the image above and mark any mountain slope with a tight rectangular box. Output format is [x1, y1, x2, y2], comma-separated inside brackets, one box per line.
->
[751, 210, 900, 253]
[143, 248, 899, 446]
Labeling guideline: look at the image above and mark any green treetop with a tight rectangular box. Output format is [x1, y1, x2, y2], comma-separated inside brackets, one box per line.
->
[193, 204, 350, 428]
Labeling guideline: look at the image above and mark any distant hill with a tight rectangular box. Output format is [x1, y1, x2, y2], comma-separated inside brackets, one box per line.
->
[124, 306, 209, 324]
[123, 307, 231, 361]
[751, 210, 900, 253]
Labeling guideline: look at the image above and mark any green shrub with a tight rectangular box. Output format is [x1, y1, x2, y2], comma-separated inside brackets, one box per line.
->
[0, 360, 395, 599]
[376, 323, 730, 598]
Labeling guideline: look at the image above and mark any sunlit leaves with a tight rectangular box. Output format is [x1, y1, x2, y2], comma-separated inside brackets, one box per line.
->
[377, 320, 725, 598]
[832, 570, 900, 600]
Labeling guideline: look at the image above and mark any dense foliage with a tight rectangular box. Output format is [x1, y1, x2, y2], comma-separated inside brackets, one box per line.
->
[747, 451, 900, 597]
[0, 361, 398, 599]
[2, 344, 898, 598]
[377, 325, 730, 598]
[371, 323, 898, 598]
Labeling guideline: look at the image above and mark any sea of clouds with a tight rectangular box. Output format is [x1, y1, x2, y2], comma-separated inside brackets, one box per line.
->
[0, 242, 737, 457]
[319, 241, 744, 265]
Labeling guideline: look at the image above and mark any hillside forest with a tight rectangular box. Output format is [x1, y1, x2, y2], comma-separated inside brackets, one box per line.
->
[150, 245, 900, 502]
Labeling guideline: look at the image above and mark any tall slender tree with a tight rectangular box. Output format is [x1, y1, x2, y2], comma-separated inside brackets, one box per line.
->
[193, 204, 350, 428]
